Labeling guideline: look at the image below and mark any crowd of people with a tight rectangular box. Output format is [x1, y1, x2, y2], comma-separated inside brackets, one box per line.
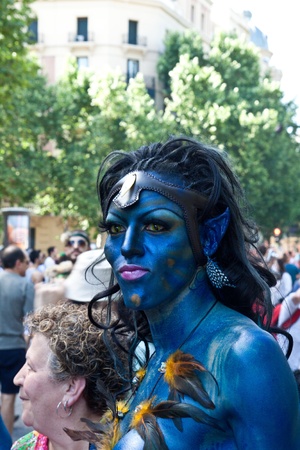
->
[258, 244, 300, 378]
[257, 245, 300, 306]
[1, 135, 300, 449]
[0, 229, 95, 448]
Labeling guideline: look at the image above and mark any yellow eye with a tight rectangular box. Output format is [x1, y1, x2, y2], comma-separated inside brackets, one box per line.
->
[145, 223, 165, 232]
[109, 224, 125, 235]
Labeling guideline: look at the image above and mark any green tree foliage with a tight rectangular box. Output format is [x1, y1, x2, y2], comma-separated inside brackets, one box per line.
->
[0, 74, 56, 204]
[0, 0, 55, 207]
[91, 71, 164, 149]
[0, 0, 39, 107]
[35, 66, 164, 230]
[161, 30, 300, 237]
[32, 64, 103, 230]
[157, 29, 206, 96]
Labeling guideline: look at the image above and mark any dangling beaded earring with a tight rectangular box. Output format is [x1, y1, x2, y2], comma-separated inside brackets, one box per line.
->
[205, 257, 235, 289]
[201, 208, 235, 289]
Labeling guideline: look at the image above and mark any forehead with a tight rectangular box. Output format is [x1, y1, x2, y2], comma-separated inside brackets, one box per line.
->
[27, 333, 50, 368]
[108, 189, 184, 218]
[70, 236, 88, 244]
[107, 170, 189, 215]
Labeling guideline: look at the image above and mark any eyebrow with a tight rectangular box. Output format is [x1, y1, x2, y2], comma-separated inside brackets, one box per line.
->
[142, 207, 183, 219]
[108, 204, 183, 219]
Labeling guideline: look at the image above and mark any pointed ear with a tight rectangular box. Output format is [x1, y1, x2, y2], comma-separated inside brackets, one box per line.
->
[64, 377, 86, 407]
[200, 207, 230, 257]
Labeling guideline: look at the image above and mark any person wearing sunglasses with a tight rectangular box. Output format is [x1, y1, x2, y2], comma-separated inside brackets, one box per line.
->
[32, 231, 91, 310]
[64, 230, 90, 262]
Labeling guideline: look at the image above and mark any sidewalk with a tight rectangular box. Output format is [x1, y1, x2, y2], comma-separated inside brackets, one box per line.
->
[12, 395, 33, 444]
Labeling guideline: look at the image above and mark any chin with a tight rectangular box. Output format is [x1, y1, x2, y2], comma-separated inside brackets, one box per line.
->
[123, 293, 144, 310]
[21, 411, 34, 428]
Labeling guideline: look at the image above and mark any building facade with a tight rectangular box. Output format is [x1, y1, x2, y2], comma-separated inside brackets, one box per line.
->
[23, 0, 279, 250]
[29, 0, 214, 103]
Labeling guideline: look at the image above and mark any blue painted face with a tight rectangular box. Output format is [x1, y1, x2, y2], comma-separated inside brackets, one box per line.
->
[104, 189, 198, 310]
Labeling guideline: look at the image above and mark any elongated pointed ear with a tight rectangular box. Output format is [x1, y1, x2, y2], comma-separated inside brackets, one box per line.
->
[200, 208, 230, 257]
[64, 377, 86, 407]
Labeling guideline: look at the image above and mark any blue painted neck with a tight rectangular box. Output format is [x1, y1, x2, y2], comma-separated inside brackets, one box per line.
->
[145, 270, 217, 355]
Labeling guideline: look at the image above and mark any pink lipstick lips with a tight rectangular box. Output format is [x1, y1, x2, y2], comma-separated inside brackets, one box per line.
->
[119, 264, 148, 281]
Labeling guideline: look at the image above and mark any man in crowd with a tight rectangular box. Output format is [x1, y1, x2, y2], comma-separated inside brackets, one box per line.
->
[43, 246, 58, 283]
[34, 230, 91, 309]
[64, 230, 90, 262]
[26, 249, 45, 284]
[44, 246, 58, 270]
[0, 245, 34, 436]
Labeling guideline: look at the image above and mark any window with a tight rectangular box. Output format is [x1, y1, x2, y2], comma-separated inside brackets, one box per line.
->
[28, 19, 38, 43]
[77, 18, 88, 41]
[128, 20, 138, 45]
[77, 56, 89, 69]
[201, 12, 205, 32]
[127, 59, 139, 82]
[191, 5, 195, 23]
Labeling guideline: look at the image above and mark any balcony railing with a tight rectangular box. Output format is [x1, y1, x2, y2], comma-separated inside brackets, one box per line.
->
[28, 33, 44, 44]
[122, 34, 147, 46]
[68, 32, 95, 43]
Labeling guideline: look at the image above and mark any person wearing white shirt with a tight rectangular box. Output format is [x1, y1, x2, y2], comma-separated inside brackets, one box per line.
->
[44, 246, 57, 270]
[271, 257, 293, 306]
[278, 287, 300, 372]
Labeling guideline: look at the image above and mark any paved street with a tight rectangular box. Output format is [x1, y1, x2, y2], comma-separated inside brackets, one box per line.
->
[12, 395, 33, 444]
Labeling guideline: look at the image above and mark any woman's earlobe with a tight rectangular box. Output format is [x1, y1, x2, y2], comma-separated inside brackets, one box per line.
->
[65, 377, 86, 405]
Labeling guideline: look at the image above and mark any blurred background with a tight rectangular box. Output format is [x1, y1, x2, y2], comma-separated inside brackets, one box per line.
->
[1, 0, 300, 255]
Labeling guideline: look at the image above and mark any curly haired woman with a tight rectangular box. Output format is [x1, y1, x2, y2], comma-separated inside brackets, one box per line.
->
[12, 301, 129, 450]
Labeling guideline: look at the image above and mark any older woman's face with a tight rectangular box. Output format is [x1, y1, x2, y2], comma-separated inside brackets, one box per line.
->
[105, 189, 198, 310]
[14, 333, 66, 433]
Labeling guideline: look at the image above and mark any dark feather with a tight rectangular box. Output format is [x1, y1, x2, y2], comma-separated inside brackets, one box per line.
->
[168, 389, 181, 402]
[131, 397, 223, 450]
[173, 374, 215, 409]
[135, 413, 169, 450]
[65, 415, 122, 449]
[164, 351, 217, 409]
[152, 401, 223, 431]
[80, 417, 111, 434]
[63, 427, 101, 443]
[95, 379, 117, 415]
[167, 390, 183, 431]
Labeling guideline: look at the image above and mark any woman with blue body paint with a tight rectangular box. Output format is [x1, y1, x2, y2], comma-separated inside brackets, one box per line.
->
[89, 136, 300, 449]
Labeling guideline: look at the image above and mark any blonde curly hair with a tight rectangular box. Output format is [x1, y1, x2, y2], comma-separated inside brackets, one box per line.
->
[25, 301, 128, 415]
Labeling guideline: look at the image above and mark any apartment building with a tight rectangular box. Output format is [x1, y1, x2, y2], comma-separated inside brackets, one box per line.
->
[28, 0, 214, 104]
